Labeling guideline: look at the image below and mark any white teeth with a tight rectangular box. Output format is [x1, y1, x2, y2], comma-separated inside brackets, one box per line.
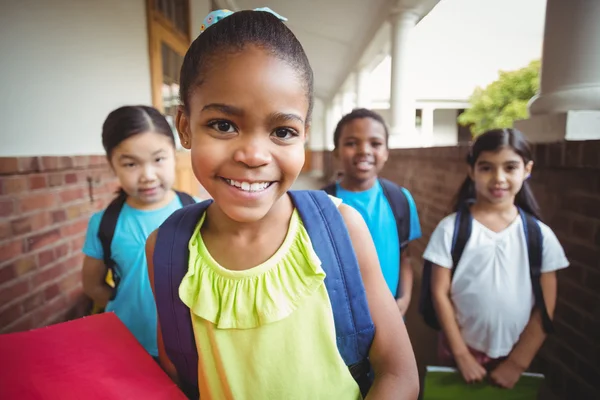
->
[225, 179, 270, 192]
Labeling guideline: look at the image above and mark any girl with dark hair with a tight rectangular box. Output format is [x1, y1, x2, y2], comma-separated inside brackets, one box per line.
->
[82, 105, 196, 357]
[423, 129, 569, 388]
[145, 8, 419, 400]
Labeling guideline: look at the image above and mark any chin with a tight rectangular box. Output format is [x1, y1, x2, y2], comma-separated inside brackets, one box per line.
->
[217, 203, 275, 224]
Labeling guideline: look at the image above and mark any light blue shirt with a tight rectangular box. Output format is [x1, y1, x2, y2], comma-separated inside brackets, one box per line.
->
[336, 181, 421, 297]
[83, 195, 191, 356]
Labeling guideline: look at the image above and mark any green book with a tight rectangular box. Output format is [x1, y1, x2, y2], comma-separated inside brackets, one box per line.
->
[423, 366, 544, 400]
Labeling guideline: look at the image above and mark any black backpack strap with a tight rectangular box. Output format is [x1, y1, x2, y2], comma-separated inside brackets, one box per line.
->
[450, 206, 472, 277]
[175, 191, 196, 206]
[97, 193, 127, 298]
[520, 210, 554, 334]
[322, 183, 337, 196]
[378, 178, 411, 250]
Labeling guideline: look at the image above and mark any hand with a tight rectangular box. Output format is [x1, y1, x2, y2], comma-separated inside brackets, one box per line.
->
[455, 352, 487, 384]
[396, 296, 410, 316]
[490, 358, 525, 389]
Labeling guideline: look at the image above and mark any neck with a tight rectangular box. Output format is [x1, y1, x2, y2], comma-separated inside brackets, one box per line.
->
[204, 194, 293, 240]
[339, 175, 377, 192]
[126, 190, 175, 210]
[471, 197, 517, 217]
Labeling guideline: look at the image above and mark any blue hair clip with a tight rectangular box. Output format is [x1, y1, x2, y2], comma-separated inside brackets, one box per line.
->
[200, 7, 287, 33]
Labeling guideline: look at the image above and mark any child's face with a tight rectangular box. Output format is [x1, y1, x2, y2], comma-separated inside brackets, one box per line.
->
[177, 46, 309, 223]
[469, 146, 533, 206]
[335, 118, 388, 185]
[109, 131, 176, 207]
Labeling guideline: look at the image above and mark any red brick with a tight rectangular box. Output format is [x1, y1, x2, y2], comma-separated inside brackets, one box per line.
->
[22, 290, 45, 313]
[70, 236, 85, 253]
[19, 157, 40, 173]
[61, 219, 89, 237]
[33, 295, 67, 326]
[2, 315, 34, 334]
[58, 270, 80, 292]
[48, 173, 63, 187]
[0, 198, 14, 217]
[12, 255, 37, 277]
[37, 248, 56, 268]
[44, 283, 60, 302]
[20, 192, 57, 213]
[0, 264, 16, 285]
[0, 302, 23, 329]
[51, 209, 67, 223]
[0, 240, 23, 264]
[54, 242, 69, 259]
[28, 174, 48, 190]
[0, 221, 10, 241]
[0, 278, 29, 306]
[40, 156, 59, 171]
[59, 157, 74, 169]
[0, 157, 20, 174]
[31, 262, 66, 287]
[73, 156, 90, 168]
[59, 187, 85, 203]
[63, 253, 83, 270]
[25, 228, 60, 252]
[1, 177, 27, 194]
[64, 173, 78, 184]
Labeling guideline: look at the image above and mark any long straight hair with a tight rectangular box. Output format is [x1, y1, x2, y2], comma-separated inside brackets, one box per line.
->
[453, 128, 542, 221]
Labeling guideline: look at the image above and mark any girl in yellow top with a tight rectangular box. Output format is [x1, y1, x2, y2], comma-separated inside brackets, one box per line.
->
[146, 8, 418, 400]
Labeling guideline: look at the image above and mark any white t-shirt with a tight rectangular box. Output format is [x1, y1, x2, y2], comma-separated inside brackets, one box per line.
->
[423, 212, 569, 358]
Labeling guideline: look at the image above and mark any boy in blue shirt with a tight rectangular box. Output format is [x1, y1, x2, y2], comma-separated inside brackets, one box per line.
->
[323, 108, 421, 316]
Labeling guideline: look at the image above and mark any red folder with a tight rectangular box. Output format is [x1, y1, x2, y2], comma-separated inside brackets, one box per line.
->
[0, 313, 187, 400]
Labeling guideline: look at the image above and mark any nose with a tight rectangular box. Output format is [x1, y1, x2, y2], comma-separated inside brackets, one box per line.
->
[233, 136, 272, 168]
[140, 164, 157, 182]
[358, 142, 372, 155]
[493, 168, 507, 183]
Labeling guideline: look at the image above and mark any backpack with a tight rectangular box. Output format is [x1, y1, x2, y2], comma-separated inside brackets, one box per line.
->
[96, 191, 196, 303]
[153, 190, 376, 399]
[418, 205, 554, 334]
[323, 178, 412, 251]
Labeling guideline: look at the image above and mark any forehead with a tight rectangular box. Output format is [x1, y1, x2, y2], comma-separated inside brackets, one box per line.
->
[340, 118, 386, 140]
[476, 146, 523, 163]
[190, 46, 309, 119]
[112, 132, 172, 157]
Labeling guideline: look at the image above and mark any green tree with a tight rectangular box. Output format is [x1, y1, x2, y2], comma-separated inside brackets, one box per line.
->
[458, 60, 540, 137]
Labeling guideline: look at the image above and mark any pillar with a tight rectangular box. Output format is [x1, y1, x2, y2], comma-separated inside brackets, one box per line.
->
[355, 69, 370, 109]
[389, 8, 419, 137]
[516, 0, 600, 142]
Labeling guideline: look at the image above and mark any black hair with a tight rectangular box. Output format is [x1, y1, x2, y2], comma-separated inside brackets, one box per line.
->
[101, 105, 175, 198]
[179, 10, 314, 123]
[333, 108, 389, 149]
[453, 128, 542, 220]
[102, 105, 175, 159]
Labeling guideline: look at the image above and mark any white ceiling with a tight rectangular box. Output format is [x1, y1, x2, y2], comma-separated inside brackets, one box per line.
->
[232, 0, 394, 101]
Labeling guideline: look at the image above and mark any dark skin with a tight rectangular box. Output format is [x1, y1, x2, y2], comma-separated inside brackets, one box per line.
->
[334, 118, 414, 316]
[148, 46, 420, 399]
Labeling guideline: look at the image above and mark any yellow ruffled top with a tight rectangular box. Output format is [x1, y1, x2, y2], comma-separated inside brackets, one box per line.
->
[178, 207, 361, 400]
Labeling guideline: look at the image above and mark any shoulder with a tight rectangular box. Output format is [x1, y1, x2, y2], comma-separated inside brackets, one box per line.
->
[86, 209, 106, 232]
[435, 213, 457, 234]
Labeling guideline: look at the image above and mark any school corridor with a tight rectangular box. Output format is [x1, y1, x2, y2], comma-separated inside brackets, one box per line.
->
[1, 0, 600, 399]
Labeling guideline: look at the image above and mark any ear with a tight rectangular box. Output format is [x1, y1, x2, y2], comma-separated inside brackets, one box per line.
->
[175, 106, 192, 150]
[524, 160, 534, 179]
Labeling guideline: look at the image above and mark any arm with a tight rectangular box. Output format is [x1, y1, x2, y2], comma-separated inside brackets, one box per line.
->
[146, 230, 181, 385]
[81, 256, 113, 308]
[490, 271, 557, 388]
[339, 204, 419, 400]
[431, 265, 486, 383]
[396, 247, 413, 315]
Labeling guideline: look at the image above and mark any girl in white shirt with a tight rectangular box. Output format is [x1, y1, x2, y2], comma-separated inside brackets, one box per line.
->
[423, 128, 569, 389]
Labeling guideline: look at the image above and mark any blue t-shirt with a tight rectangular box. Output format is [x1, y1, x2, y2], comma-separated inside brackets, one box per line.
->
[82, 195, 191, 356]
[336, 181, 421, 297]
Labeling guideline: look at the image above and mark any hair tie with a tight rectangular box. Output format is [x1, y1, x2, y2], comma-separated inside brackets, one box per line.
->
[200, 7, 288, 33]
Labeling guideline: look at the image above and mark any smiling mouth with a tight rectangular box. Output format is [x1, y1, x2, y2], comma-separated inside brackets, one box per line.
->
[221, 178, 274, 192]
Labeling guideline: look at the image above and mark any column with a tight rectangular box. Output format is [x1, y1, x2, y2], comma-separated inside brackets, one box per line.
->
[355, 69, 370, 109]
[516, 0, 600, 141]
[421, 107, 434, 146]
[389, 8, 419, 137]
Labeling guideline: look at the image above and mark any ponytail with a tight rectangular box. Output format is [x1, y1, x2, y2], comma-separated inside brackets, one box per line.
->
[452, 176, 476, 212]
[515, 181, 542, 221]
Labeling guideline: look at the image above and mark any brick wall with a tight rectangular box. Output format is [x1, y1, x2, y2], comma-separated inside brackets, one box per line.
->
[322, 141, 600, 399]
[0, 156, 118, 333]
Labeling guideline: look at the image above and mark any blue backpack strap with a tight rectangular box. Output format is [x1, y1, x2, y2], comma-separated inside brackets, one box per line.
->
[175, 191, 196, 206]
[288, 190, 375, 390]
[154, 200, 213, 399]
[419, 206, 471, 330]
[378, 178, 411, 250]
[519, 209, 554, 334]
